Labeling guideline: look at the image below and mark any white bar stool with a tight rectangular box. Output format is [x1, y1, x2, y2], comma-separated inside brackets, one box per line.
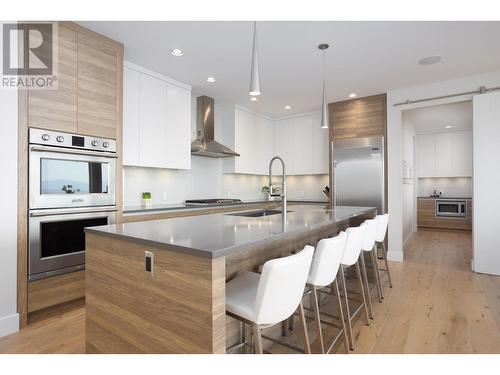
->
[339, 223, 370, 351]
[375, 214, 392, 290]
[305, 232, 349, 354]
[359, 218, 384, 320]
[226, 245, 314, 354]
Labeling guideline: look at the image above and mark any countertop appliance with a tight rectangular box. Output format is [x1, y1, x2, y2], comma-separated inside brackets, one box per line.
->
[436, 199, 467, 218]
[332, 136, 385, 215]
[185, 198, 242, 206]
[28, 128, 117, 281]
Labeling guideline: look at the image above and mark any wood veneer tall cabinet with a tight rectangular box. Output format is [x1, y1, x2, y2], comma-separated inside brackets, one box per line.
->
[18, 21, 124, 327]
[327, 94, 388, 210]
[27, 22, 122, 138]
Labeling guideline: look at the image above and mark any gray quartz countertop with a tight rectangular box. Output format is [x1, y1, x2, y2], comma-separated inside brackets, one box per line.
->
[86, 204, 374, 258]
[417, 197, 472, 200]
[123, 199, 329, 215]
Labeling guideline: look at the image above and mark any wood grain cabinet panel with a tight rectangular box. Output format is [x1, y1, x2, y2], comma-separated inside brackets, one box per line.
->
[77, 33, 118, 138]
[28, 25, 78, 132]
[27, 270, 85, 313]
[417, 198, 472, 231]
[330, 94, 386, 140]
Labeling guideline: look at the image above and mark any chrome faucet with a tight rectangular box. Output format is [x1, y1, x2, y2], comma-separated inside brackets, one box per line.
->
[268, 156, 287, 227]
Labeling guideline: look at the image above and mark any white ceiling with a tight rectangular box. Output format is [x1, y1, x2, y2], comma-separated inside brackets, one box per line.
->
[79, 21, 500, 118]
[403, 100, 473, 133]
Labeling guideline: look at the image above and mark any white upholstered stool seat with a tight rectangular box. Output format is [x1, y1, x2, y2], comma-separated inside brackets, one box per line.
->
[226, 246, 314, 354]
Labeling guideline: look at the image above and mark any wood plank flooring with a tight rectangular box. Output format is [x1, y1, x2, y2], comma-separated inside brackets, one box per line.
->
[1, 230, 499, 354]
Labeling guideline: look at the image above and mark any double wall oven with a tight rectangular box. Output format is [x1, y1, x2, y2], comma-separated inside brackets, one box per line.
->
[28, 128, 117, 281]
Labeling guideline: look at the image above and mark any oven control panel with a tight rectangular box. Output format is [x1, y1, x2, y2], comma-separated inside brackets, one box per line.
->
[29, 128, 117, 153]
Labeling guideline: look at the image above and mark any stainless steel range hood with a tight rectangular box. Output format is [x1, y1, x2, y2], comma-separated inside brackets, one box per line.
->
[191, 96, 240, 158]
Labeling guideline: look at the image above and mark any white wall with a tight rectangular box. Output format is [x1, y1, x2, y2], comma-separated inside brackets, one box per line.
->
[401, 113, 415, 247]
[417, 177, 472, 198]
[0, 89, 19, 335]
[387, 70, 500, 263]
[473, 91, 500, 276]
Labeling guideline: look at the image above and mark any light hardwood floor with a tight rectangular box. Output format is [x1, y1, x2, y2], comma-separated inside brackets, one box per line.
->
[1, 230, 499, 354]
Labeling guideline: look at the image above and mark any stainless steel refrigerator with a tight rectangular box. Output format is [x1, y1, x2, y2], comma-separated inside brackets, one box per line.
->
[332, 136, 385, 215]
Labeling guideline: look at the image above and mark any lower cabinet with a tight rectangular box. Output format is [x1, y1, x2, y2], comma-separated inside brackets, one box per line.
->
[123, 63, 191, 169]
[417, 198, 472, 231]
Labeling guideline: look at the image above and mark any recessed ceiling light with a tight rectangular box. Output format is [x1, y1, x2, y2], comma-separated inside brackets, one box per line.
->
[250, 97, 258, 102]
[418, 55, 442, 66]
[445, 125, 453, 129]
[348, 93, 357, 98]
[284, 105, 291, 110]
[206, 76, 216, 83]
[171, 48, 184, 57]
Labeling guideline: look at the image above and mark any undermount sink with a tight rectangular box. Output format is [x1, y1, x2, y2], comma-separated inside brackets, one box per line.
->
[226, 209, 292, 218]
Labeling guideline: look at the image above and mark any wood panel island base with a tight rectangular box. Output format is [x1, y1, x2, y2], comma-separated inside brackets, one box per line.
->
[84, 204, 376, 353]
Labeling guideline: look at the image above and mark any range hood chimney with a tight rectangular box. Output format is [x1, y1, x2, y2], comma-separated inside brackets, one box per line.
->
[191, 96, 240, 158]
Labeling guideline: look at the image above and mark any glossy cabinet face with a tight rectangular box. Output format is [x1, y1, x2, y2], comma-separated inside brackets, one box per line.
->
[122, 65, 192, 170]
[416, 130, 472, 178]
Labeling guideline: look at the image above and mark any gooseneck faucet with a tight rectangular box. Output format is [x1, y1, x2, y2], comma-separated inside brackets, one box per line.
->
[268, 156, 287, 228]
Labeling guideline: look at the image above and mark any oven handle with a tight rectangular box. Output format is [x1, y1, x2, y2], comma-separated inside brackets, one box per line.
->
[30, 206, 118, 217]
[30, 145, 118, 159]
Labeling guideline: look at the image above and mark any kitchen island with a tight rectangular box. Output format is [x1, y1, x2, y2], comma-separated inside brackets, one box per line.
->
[84, 204, 376, 353]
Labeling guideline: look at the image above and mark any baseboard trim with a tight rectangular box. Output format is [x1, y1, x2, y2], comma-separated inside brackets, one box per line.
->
[0, 313, 19, 337]
[387, 250, 403, 263]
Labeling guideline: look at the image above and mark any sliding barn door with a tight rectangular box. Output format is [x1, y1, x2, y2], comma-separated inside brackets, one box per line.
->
[473, 91, 500, 276]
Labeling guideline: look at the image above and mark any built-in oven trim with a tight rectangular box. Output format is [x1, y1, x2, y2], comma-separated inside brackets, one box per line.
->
[29, 144, 116, 210]
[28, 207, 116, 281]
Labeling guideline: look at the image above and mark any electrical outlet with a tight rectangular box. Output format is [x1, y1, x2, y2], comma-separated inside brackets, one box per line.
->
[227, 191, 231, 197]
[145, 251, 154, 276]
[162, 192, 168, 201]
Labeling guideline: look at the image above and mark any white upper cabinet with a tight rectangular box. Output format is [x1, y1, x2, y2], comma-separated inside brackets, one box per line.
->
[416, 130, 472, 178]
[451, 130, 473, 176]
[123, 67, 141, 166]
[165, 83, 191, 169]
[293, 117, 314, 175]
[122, 62, 191, 170]
[273, 114, 329, 175]
[273, 120, 294, 175]
[416, 134, 436, 177]
[139, 73, 168, 168]
[311, 114, 329, 175]
[435, 133, 452, 176]
[224, 107, 273, 175]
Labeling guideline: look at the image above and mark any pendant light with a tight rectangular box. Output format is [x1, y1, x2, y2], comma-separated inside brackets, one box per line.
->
[249, 21, 261, 96]
[318, 43, 329, 129]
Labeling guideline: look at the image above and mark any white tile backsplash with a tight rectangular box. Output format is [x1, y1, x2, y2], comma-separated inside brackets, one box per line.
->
[123, 159, 329, 207]
[417, 177, 472, 198]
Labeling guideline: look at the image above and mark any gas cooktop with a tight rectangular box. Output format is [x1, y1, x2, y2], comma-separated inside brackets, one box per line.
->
[185, 199, 242, 207]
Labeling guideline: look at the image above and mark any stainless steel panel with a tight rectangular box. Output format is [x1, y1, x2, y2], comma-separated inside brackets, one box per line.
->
[28, 208, 116, 280]
[333, 136, 384, 214]
[29, 145, 116, 209]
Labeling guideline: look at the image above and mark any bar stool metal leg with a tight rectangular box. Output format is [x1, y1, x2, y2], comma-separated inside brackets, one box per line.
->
[253, 325, 263, 354]
[371, 245, 384, 301]
[298, 301, 312, 354]
[311, 287, 325, 353]
[355, 261, 370, 326]
[381, 241, 393, 288]
[359, 253, 374, 319]
[339, 265, 354, 350]
[333, 278, 350, 354]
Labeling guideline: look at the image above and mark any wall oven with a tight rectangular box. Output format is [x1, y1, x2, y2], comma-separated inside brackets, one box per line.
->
[29, 128, 116, 209]
[436, 199, 467, 218]
[28, 128, 117, 280]
[28, 207, 116, 281]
